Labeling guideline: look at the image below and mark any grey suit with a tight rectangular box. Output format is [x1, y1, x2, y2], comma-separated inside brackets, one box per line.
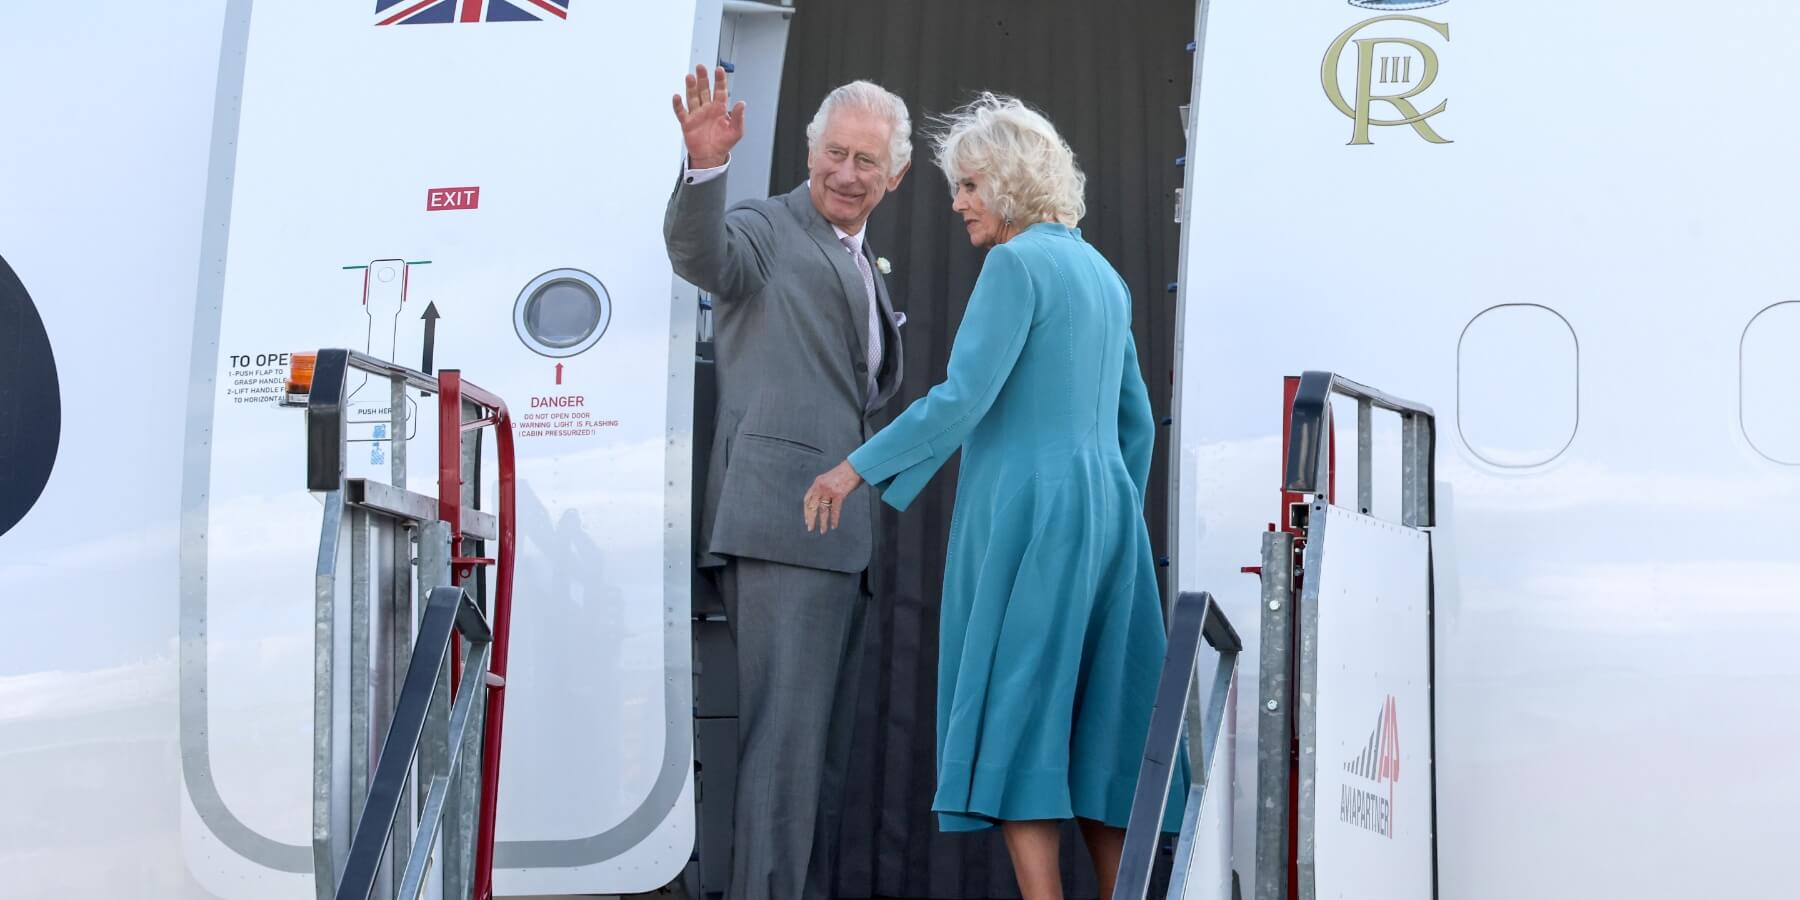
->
[665, 174, 903, 900]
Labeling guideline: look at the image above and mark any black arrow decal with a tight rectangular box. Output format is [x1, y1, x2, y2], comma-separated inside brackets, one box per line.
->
[420, 301, 440, 375]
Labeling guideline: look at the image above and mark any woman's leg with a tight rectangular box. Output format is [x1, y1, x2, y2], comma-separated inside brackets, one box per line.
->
[1078, 817, 1126, 900]
[1001, 820, 1065, 900]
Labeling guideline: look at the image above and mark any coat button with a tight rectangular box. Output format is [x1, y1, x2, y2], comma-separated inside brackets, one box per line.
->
[854, 363, 868, 375]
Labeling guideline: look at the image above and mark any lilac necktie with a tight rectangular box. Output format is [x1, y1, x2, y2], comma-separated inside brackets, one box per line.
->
[841, 236, 883, 407]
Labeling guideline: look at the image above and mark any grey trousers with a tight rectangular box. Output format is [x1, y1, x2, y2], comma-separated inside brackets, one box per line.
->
[717, 557, 868, 900]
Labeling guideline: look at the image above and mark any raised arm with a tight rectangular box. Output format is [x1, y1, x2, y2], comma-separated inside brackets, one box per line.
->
[664, 177, 776, 299]
[662, 64, 772, 299]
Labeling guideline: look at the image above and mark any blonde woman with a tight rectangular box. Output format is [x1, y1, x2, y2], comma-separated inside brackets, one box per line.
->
[804, 94, 1186, 897]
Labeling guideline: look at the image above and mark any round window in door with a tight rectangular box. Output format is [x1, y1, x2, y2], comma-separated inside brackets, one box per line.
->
[513, 268, 611, 358]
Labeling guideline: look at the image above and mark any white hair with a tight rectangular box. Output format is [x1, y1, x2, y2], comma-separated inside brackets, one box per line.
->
[805, 80, 913, 177]
[932, 93, 1086, 228]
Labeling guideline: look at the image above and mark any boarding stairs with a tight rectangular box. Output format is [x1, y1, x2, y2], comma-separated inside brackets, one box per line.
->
[1115, 371, 1439, 900]
[290, 349, 519, 900]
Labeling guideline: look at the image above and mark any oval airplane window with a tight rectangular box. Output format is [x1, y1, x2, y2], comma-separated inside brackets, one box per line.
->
[0, 253, 60, 536]
[1741, 301, 1800, 465]
[514, 268, 611, 358]
[1457, 303, 1579, 468]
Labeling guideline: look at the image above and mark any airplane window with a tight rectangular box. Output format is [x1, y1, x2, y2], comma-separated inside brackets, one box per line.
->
[513, 268, 610, 358]
[526, 281, 601, 347]
[1457, 303, 1579, 468]
[1741, 301, 1800, 465]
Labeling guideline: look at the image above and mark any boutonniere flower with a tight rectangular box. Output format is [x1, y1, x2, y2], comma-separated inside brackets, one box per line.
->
[876, 257, 892, 275]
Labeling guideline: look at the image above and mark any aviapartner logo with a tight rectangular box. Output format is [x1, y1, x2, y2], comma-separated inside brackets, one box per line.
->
[1340, 695, 1401, 838]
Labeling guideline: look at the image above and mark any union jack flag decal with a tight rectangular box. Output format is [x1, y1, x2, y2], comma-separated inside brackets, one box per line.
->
[375, 0, 570, 26]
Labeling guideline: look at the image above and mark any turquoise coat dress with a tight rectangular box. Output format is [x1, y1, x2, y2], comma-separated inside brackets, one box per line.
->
[848, 223, 1189, 832]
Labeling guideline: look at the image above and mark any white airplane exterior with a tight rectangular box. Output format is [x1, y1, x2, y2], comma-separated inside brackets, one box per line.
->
[1, 1, 1795, 899]
[1175, 3, 1800, 899]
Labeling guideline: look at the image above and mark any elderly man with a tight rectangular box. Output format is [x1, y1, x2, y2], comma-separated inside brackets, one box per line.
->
[665, 66, 910, 899]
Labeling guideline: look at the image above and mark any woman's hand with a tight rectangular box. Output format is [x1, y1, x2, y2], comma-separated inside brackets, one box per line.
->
[804, 460, 864, 534]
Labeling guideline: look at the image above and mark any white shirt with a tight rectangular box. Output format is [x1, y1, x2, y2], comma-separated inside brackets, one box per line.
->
[683, 159, 730, 186]
[833, 223, 864, 254]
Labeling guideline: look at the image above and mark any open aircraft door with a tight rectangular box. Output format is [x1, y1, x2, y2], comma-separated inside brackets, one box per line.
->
[181, 2, 708, 895]
[1, 1, 712, 896]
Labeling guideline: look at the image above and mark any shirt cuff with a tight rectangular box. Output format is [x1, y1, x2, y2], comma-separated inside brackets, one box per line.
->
[683, 158, 729, 185]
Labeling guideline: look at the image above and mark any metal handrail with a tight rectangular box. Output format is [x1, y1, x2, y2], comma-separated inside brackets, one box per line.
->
[307, 349, 507, 493]
[305, 348, 518, 900]
[1115, 591, 1242, 900]
[335, 586, 492, 900]
[1281, 371, 1437, 528]
[435, 369, 517, 900]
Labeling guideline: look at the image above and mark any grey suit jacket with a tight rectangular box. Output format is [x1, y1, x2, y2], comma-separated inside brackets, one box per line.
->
[665, 176, 905, 573]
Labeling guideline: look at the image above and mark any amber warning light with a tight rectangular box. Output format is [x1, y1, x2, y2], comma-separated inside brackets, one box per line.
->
[285, 352, 317, 404]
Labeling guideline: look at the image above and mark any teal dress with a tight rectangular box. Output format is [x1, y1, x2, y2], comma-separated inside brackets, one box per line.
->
[849, 223, 1189, 833]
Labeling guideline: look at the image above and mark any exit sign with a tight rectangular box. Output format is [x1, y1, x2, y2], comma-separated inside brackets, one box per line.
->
[426, 186, 480, 211]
